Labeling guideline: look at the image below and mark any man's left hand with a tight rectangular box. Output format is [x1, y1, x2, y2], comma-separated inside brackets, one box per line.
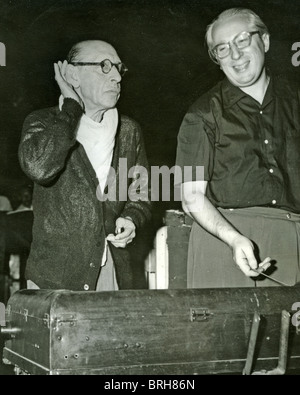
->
[106, 217, 136, 248]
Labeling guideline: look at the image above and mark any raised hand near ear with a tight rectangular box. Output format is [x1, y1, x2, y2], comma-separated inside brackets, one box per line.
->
[54, 60, 84, 109]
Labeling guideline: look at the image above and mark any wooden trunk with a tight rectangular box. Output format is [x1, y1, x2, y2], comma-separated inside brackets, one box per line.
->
[2, 287, 300, 375]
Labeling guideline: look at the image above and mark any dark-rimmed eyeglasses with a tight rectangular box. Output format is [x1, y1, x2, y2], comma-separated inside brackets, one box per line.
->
[211, 31, 260, 60]
[70, 59, 128, 76]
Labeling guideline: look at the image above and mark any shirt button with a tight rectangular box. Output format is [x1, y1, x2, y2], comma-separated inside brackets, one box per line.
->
[260, 110, 263, 114]
[90, 262, 95, 268]
[264, 139, 269, 144]
[84, 284, 89, 291]
[286, 213, 291, 219]
[269, 169, 274, 173]
[272, 200, 276, 205]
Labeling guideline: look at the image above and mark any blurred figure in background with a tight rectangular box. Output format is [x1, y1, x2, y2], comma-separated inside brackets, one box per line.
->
[8, 185, 33, 213]
[7, 185, 34, 293]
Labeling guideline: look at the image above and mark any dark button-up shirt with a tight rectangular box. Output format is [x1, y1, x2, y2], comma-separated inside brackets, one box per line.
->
[175, 76, 300, 213]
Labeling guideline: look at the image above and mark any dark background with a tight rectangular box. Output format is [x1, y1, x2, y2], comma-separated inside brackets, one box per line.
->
[0, 0, 299, 208]
[0, 1, 299, 374]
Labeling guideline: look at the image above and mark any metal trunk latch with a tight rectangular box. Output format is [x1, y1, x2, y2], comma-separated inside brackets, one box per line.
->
[23, 309, 29, 322]
[43, 313, 50, 328]
[54, 313, 77, 330]
[190, 308, 213, 322]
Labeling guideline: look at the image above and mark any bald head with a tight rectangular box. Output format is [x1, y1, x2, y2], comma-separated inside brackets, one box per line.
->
[67, 40, 118, 63]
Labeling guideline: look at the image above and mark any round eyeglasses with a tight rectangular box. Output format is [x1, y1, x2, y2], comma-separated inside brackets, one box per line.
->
[70, 59, 128, 76]
[211, 31, 260, 60]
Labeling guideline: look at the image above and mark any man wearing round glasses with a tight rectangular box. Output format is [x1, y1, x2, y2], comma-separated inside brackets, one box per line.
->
[176, 8, 300, 288]
[19, 40, 151, 291]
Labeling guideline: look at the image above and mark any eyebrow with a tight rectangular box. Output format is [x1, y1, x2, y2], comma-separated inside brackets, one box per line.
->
[214, 30, 247, 45]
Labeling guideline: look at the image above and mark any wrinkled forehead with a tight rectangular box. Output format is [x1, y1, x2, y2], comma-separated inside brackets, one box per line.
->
[78, 42, 121, 62]
[212, 15, 254, 45]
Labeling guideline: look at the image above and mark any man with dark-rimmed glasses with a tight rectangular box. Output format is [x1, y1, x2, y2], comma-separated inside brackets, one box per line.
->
[175, 8, 300, 288]
[19, 40, 151, 291]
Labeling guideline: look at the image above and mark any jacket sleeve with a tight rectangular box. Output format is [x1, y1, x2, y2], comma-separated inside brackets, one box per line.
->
[18, 98, 83, 185]
[120, 123, 152, 229]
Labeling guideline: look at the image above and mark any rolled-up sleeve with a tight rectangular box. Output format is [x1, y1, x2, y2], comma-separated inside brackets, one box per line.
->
[175, 107, 215, 186]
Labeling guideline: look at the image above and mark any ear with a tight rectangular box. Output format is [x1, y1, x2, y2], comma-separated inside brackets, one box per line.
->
[65, 64, 80, 89]
[261, 33, 270, 53]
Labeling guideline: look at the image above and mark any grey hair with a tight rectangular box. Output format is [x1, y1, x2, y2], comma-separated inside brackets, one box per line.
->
[66, 40, 115, 63]
[66, 42, 83, 63]
[205, 8, 269, 62]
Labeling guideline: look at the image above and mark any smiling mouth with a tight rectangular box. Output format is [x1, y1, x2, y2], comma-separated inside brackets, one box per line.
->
[233, 61, 250, 72]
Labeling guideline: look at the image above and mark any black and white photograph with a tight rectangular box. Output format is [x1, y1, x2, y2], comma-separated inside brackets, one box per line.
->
[0, 0, 300, 378]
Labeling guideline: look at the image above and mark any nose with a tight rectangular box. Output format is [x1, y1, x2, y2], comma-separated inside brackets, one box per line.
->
[230, 43, 243, 60]
[110, 65, 122, 83]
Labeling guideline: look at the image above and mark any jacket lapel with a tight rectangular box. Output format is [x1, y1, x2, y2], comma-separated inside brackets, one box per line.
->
[103, 122, 121, 207]
[77, 143, 99, 189]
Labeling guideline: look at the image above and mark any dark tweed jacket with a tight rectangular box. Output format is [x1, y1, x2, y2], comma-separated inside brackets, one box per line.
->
[18, 98, 151, 290]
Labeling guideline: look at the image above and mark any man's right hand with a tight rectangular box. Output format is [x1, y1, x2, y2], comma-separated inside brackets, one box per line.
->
[181, 181, 272, 279]
[54, 60, 84, 109]
[230, 234, 271, 277]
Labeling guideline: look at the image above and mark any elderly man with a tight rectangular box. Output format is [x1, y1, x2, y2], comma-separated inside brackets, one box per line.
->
[175, 8, 300, 288]
[19, 40, 151, 291]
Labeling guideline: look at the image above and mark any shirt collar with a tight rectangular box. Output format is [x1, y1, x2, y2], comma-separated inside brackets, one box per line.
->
[221, 78, 248, 108]
[221, 72, 297, 109]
